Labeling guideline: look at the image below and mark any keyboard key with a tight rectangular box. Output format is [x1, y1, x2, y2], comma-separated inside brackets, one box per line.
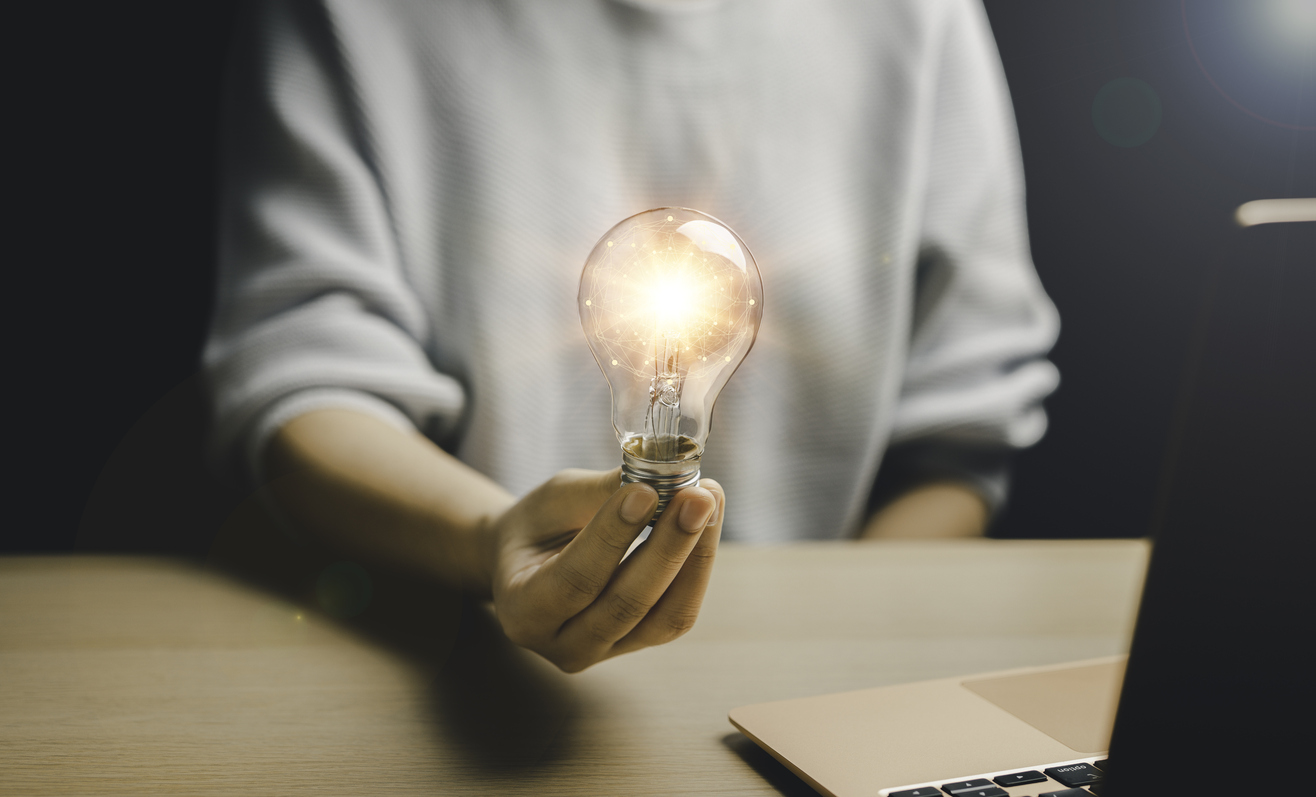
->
[1044, 762, 1103, 787]
[952, 788, 1007, 797]
[1039, 790, 1091, 797]
[941, 778, 994, 794]
[889, 788, 942, 797]
[994, 770, 1046, 787]
[1092, 759, 1109, 771]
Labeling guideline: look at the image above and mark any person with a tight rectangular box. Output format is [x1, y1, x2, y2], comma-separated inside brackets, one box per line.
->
[204, 0, 1059, 672]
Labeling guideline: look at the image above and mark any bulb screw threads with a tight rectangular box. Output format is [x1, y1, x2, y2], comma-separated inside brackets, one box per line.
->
[620, 448, 701, 526]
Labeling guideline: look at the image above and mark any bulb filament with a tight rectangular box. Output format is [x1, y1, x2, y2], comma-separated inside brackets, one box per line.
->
[647, 340, 684, 460]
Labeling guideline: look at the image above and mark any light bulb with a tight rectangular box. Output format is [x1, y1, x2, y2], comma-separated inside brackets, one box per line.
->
[579, 208, 763, 518]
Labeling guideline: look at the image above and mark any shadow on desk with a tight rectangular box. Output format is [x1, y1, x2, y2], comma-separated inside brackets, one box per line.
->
[205, 490, 593, 772]
[723, 732, 821, 797]
[73, 374, 591, 769]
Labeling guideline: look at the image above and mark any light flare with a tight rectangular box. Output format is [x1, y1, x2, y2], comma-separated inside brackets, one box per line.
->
[640, 267, 704, 337]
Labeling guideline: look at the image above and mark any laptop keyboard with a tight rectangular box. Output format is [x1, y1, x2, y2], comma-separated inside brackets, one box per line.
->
[885, 757, 1107, 797]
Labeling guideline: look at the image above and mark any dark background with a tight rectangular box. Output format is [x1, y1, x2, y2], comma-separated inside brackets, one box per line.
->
[7, 1, 1313, 552]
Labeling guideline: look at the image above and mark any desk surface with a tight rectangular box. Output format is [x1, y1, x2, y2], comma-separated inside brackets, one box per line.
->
[0, 540, 1147, 796]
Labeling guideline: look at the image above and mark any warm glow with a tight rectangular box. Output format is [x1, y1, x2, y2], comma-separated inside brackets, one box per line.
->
[579, 214, 758, 382]
[579, 208, 763, 464]
[642, 268, 703, 335]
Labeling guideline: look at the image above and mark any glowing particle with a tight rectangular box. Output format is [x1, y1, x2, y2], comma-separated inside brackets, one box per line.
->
[724, 356, 731, 362]
[611, 359, 618, 366]
[585, 299, 592, 306]
[607, 241, 614, 247]
[749, 299, 755, 305]
[667, 215, 673, 221]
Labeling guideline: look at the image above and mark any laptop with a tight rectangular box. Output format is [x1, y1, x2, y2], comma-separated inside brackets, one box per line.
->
[729, 206, 1316, 797]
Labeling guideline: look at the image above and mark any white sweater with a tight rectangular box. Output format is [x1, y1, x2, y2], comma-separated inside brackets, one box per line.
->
[205, 0, 1060, 542]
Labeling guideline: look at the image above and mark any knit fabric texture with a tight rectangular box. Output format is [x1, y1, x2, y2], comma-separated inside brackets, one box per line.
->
[205, 0, 1060, 541]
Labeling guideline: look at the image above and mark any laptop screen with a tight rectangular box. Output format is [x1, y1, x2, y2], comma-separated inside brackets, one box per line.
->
[1106, 215, 1315, 793]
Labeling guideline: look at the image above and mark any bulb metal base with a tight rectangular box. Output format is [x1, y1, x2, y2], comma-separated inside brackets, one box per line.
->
[620, 449, 701, 526]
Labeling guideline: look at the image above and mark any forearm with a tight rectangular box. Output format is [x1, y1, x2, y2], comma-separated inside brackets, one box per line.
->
[860, 482, 988, 540]
[264, 408, 515, 596]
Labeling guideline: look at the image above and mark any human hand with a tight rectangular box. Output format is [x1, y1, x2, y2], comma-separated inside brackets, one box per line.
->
[487, 468, 723, 673]
[860, 482, 988, 539]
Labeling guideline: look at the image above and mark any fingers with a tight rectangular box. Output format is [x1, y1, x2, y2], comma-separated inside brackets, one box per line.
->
[523, 467, 623, 535]
[556, 480, 721, 661]
[610, 479, 724, 658]
[494, 470, 725, 674]
[531, 479, 659, 619]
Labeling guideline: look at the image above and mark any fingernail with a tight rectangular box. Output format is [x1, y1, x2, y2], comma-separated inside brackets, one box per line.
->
[620, 489, 657, 524]
[678, 496, 716, 532]
[698, 480, 724, 526]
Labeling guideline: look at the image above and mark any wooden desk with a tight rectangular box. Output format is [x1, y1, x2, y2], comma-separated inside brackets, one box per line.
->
[0, 541, 1147, 795]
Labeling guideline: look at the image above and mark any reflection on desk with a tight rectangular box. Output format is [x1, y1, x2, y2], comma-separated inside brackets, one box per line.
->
[0, 540, 1147, 796]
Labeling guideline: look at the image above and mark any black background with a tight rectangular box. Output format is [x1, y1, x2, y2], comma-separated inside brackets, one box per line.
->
[7, 1, 1313, 552]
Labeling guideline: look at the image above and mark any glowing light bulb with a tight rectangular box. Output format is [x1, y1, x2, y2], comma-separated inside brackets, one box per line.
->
[579, 208, 763, 518]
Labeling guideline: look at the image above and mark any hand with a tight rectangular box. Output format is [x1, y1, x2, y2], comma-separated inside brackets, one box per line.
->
[860, 481, 988, 539]
[487, 468, 724, 673]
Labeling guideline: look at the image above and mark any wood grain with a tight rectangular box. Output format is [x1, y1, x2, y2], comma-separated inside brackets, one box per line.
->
[0, 540, 1147, 795]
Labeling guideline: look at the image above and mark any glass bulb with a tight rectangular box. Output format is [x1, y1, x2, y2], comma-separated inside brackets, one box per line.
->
[579, 208, 763, 517]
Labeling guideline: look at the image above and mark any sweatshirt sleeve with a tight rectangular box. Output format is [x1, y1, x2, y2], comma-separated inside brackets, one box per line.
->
[203, 0, 464, 486]
[878, 0, 1060, 513]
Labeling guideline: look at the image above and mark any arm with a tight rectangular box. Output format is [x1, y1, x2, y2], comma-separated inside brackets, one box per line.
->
[865, 0, 1060, 538]
[212, 5, 723, 672]
[264, 408, 511, 596]
[859, 482, 987, 539]
[266, 408, 724, 672]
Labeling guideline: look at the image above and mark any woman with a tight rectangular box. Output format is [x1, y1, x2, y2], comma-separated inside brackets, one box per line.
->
[205, 0, 1059, 671]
